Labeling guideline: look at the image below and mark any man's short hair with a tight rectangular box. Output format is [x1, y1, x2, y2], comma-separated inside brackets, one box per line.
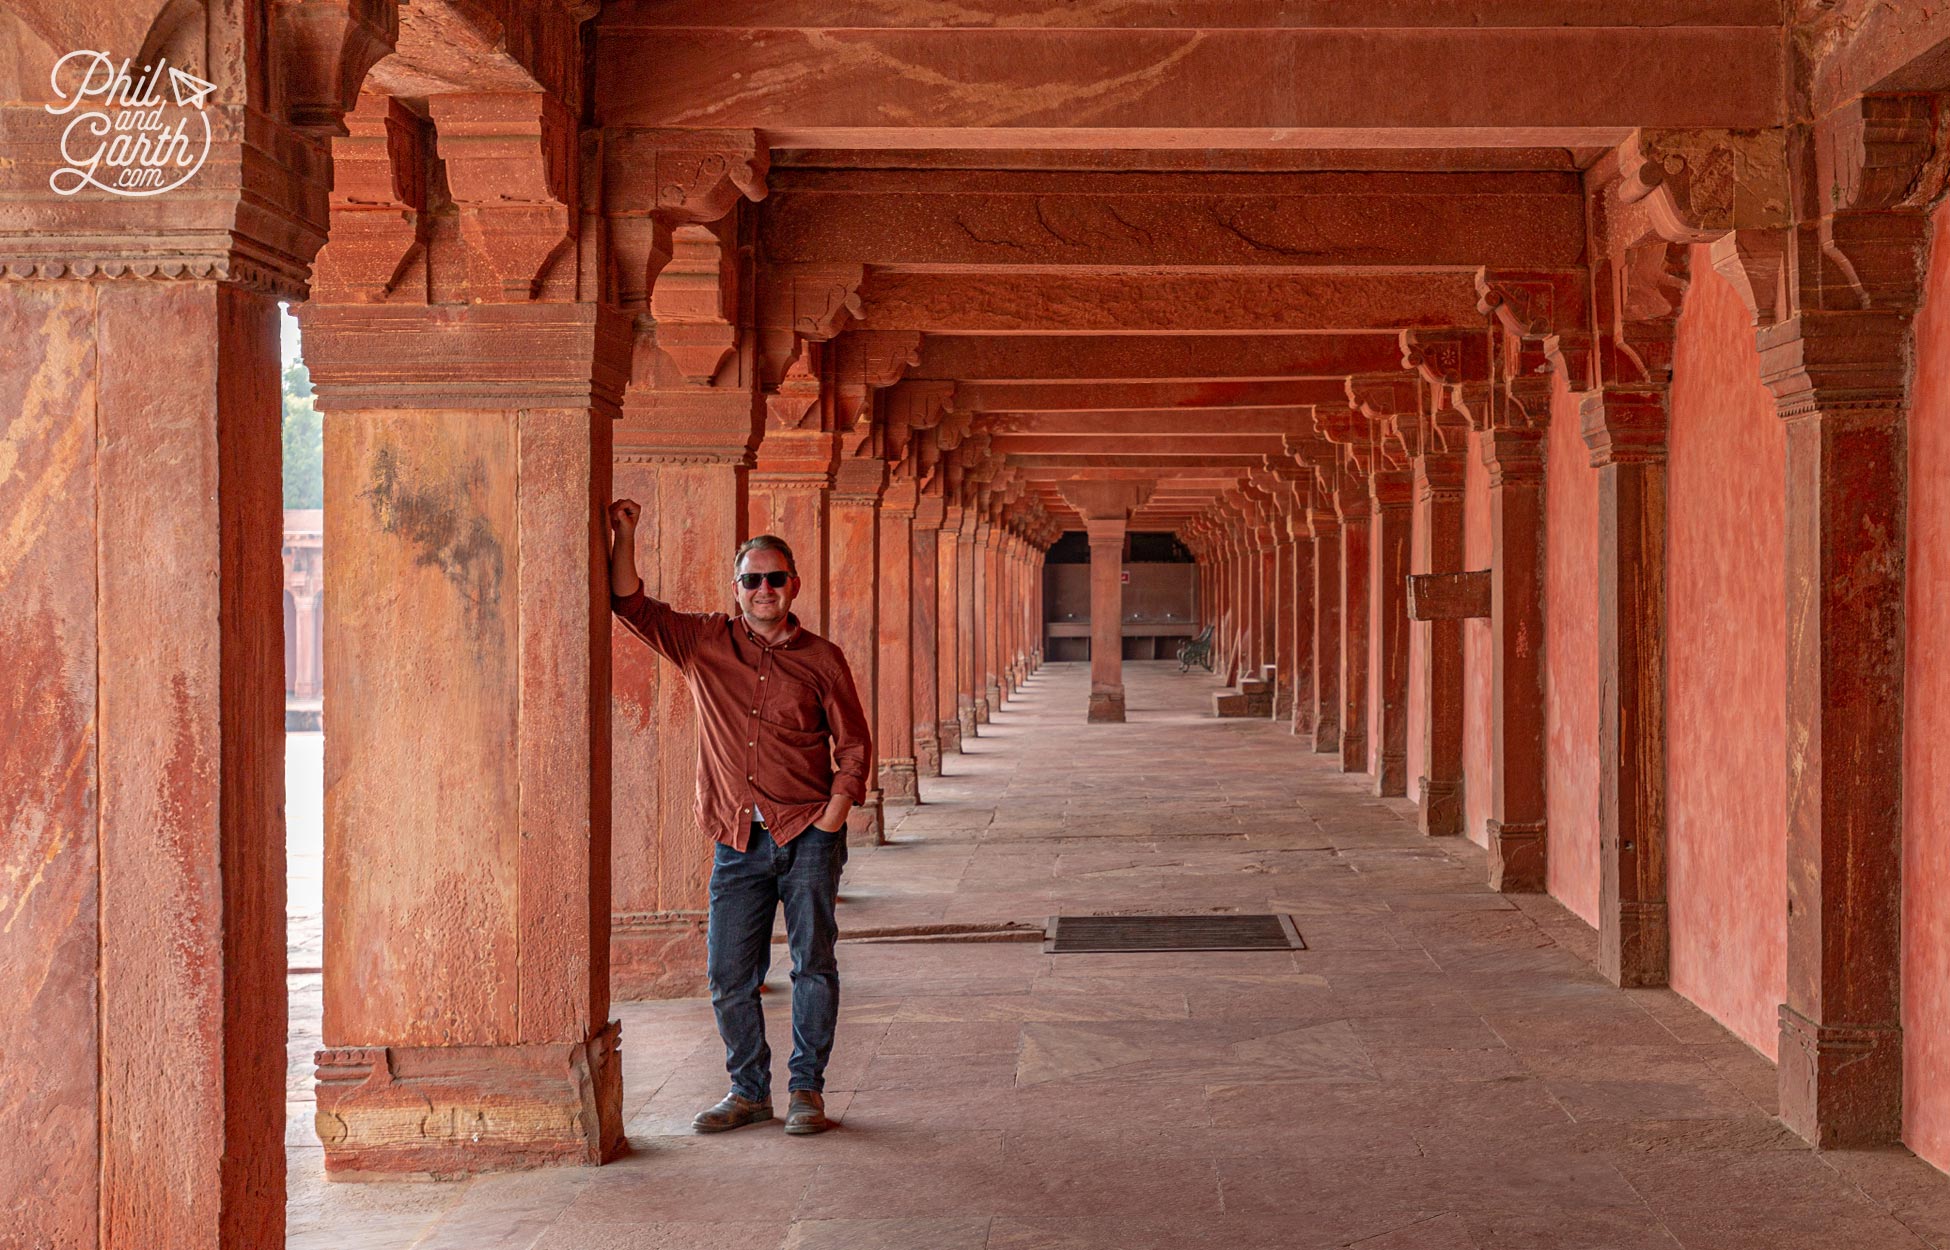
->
[735, 534, 797, 575]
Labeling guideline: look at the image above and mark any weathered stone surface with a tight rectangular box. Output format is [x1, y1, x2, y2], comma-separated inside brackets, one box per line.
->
[1406, 571, 1492, 620]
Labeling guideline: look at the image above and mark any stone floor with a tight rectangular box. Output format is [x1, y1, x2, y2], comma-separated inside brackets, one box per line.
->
[285, 662, 1950, 1249]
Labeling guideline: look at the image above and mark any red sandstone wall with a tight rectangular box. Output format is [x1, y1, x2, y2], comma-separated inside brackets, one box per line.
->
[1545, 378, 1600, 926]
[1903, 203, 1950, 1172]
[1666, 247, 1787, 1059]
[1463, 431, 1493, 849]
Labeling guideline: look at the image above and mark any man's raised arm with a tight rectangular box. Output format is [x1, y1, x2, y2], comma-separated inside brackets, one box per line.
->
[609, 498, 643, 599]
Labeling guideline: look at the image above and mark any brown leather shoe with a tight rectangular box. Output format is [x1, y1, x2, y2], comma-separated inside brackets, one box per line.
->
[692, 1092, 773, 1133]
[784, 1090, 833, 1135]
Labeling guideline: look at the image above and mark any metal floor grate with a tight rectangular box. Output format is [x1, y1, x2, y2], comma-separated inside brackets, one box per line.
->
[1044, 914, 1305, 954]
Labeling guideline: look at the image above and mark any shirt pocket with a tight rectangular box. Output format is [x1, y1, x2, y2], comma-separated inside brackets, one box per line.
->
[766, 671, 827, 736]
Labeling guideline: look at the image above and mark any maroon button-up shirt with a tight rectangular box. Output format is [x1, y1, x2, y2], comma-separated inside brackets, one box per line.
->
[613, 589, 873, 851]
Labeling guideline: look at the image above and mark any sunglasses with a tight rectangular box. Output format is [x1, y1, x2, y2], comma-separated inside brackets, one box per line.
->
[734, 571, 794, 590]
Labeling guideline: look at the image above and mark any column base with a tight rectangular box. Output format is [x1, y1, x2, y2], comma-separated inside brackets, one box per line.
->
[958, 705, 978, 739]
[1602, 899, 1670, 989]
[1273, 687, 1295, 720]
[1312, 716, 1339, 754]
[1087, 689, 1126, 723]
[939, 717, 963, 756]
[974, 696, 991, 724]
[986, 681, 1003, 713]
[847, 795, 885, 846]
[1374, 751, 1407, 798]
[1777, 1007, 1903, 1148]
[1417, 776, 1462, 837]
[1485, 819, 1546, 893]
[1292, 706, 1316, 737]
[1339, 731, 1367, 775]
[914, 728, 942, 778]
[315, 1021, 623, 1179]
[879, 758, 920, 804]
[610, 912, 708, 999]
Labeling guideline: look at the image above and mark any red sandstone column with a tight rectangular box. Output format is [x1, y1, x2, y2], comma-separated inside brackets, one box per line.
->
[1254, 513, 1280, 682]
[1310, 494, 1343, 754]
[988, 520, 1009, 710]
[1271, 497, 1299, 720]
[971, 517, 993, 722]
[748, 435, 836, 632]
[877, 474, 919, 804]
[912, 493, 944, 776]
[956, 510, 981, 737]
[609, 439, 749, 996]
[3, 254, 297, 1248]
[1412, 438, 1469, 836]
[1482, 426, 1549, 892]
[1370, 467, 1413, 796]
[938, 499, 966, 752]
[1337, 476, 1372, 775]
[1060, 480, 1156, 721]
[830, 456, 886, 841]
[304, 298, 628, 1172]
[1579, 390, 1670, 986]
[1287, 490, 1318, 738]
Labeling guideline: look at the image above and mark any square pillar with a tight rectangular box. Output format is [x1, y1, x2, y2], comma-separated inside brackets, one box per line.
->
[1310, 510, 1343, 754]
[956, 516, 981, 737]
[1370, 469, 1414, 796]
[831, 457, 887, 843]
[1412, 449, 1469, 836]
[971, 520, 992, 722]
[1289, 510, 1318, 738]
[1085, 521, 1131, 721]
[1483, 427, 1549, 892]
[304, 301, 629, 1173]
[1058, 479, 1156, 721]
[912, 497, 944, 776]
[1582, 390, 1670, 987]
[1338, 486, 1372, 775]
[1765, 319, 1909, 1148]
[748, 432, 836, 632]
[609, 442, 748, 998]
[938, 504, 966, 753]
[877, 482, 919, 804]
[982, 524, 1005, 714]
[1273, 534, 1298, 720]
[3, 274, 294, 1247]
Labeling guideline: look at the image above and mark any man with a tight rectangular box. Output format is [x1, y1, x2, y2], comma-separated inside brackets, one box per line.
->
[607, 499, 872, 1136]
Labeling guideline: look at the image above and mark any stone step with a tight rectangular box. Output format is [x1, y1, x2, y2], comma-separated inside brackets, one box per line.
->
[1214, 689, 1274, 718]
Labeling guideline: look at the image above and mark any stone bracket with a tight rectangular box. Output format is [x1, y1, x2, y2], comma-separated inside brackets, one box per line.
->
[1407, 570, 1491, 622]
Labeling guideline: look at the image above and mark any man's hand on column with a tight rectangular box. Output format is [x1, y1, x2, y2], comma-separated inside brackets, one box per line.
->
[608, 499, 643, 598]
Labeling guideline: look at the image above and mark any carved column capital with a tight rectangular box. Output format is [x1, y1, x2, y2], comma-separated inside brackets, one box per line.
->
[1618, 127, 1792, 243]
[1579, 388, 1670, 467]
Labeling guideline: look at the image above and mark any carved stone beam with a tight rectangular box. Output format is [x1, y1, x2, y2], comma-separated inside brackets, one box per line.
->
[833, 330, 923, 451]
[1400, 328, 1488, 450]
[1475, 268, 1591, 426]
[1615, 127, 1793, 327]
[427, 92, 576, 302]
[312, 94, 431, 302]
[605, 129, 768, 315]
[272, 0, 400, 137]
[757, 264, 867, 386]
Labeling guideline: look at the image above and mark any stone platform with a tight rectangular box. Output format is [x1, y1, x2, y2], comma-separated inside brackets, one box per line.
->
[286, 663, 1950, 1250]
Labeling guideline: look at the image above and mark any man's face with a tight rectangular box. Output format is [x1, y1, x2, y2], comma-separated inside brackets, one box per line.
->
[735, 547, 799, 624]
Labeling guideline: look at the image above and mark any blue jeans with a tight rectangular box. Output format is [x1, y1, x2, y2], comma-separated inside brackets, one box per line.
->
[707, 822, 846, 1101]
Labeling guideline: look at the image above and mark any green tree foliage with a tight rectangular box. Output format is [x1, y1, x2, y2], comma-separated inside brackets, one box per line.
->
[282, 359, 323, 509]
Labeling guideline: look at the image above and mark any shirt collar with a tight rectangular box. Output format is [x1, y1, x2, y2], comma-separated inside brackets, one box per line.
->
[739, 612, 802, 649]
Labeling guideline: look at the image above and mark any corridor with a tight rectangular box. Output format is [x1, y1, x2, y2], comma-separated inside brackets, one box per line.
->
[288, 662, 1950, 1250]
